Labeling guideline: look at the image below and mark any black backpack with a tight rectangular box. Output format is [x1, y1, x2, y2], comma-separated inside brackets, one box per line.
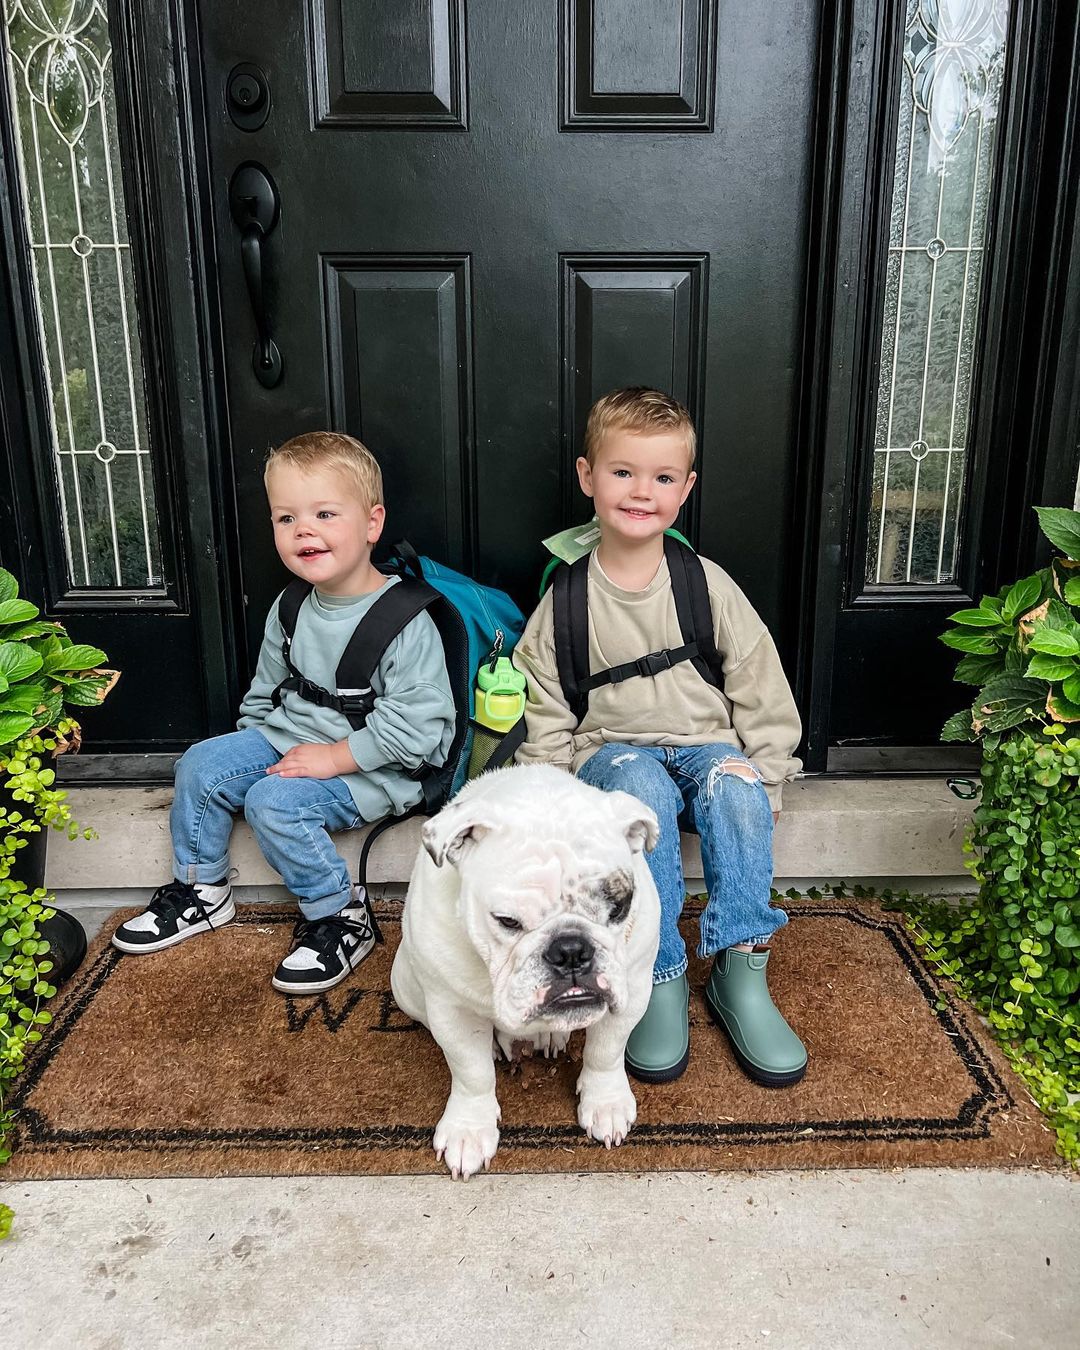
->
[550, 533, 726, 723]
[270, 541, 524, 896]
[272, 568, 461, 813]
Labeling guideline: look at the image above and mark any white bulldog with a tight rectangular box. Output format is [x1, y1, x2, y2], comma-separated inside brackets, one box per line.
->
[391, 763, 661, 1179]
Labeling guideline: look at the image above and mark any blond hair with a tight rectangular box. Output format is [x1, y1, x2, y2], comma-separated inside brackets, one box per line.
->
[583, 387, 696, 470]
[264, 432, 383, 508]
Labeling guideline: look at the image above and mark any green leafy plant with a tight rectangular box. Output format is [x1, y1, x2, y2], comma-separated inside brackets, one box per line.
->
[0, 565, 117, 1191]
[940, 506, 1080, 742]
[911, 506, 1080, 1166]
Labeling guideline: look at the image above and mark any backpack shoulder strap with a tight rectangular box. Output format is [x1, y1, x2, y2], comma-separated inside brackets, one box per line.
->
[271, 580, 313, 708]
[664, 534, 724, 690]
[549, 540, 725, 723]
[276, 578, 311, 646]
[551, 553, 591, 725]
[334, 578, 440, 728]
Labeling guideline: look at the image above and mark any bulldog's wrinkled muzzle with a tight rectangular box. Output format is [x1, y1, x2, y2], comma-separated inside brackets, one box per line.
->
[537, 928, 614, 1016]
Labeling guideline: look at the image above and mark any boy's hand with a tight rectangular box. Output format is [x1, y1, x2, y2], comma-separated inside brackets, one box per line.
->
[267, 741, 357, 779]
[772, 811, 780, 825]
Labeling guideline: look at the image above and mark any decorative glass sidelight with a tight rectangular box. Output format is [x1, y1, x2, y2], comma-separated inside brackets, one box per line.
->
[866, 0, 1010, 586]
[2, 0, 162, 589]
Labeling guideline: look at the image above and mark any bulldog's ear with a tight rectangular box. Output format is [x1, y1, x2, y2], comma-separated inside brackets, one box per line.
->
[421, 798, 496, 868]
[605, 790, 660, 855]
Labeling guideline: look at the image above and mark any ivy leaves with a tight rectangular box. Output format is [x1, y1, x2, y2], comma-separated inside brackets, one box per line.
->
[902, 731, 1080, 1165]
[0, 568, 116, 1194]
[1, 721, 98, 1181]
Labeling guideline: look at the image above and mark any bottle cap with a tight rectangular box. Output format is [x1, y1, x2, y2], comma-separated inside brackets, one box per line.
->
[478, 656, 526, 696]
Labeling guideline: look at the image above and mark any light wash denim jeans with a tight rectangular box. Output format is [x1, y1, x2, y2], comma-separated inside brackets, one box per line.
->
[577, 742, 785, 984]
[170, 728, 362, 920]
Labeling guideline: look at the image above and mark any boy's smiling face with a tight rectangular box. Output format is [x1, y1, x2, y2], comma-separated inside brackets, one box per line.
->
[266, 462, 386, 595]
[576, 428, 697, 547]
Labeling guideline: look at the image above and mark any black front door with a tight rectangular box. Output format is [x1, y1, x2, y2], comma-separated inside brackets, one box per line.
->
[195, 1, 821, 682]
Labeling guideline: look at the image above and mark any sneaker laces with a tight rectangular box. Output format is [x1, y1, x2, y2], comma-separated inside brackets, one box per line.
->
[289, 909, 373, 960]
[145, 879, 215, 926]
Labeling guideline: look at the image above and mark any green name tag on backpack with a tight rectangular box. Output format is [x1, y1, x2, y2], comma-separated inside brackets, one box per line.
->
[542, 518, 602, 565]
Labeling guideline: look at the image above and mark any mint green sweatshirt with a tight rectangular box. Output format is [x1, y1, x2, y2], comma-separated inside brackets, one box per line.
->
[237, 577, 456, 821]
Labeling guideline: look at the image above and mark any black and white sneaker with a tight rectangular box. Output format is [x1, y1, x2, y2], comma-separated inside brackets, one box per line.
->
[112, 879, 235, 954]
[271, 886, 381, 995]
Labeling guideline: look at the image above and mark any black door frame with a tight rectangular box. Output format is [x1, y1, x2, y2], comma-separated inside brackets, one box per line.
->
[795, 0, 1080, 772]
[108, 0, 245, 724]
[3, 0, 1078, 777]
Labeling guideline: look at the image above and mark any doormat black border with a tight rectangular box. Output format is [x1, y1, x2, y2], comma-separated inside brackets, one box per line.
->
[10, 904, 1016, 1158]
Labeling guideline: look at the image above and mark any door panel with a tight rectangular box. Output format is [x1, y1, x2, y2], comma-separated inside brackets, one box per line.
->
[564, 0, 716, 129]
[313, 0, 468, 128]
[562, 255, 707, 532]
[324, 256, 474, 566]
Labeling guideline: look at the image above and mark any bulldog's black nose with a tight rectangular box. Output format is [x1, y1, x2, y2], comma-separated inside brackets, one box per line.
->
[543, 933, 595, 977]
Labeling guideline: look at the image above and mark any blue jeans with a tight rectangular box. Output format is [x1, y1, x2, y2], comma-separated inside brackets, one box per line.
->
[577, 743, 785, 984]
[170, 728, 363, 920]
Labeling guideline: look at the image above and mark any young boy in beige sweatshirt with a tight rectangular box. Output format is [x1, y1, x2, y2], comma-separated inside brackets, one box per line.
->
[513, 387, 805, 1085]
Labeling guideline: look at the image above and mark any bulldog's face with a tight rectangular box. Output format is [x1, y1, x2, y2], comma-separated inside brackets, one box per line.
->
[421, 786, 658, 1032]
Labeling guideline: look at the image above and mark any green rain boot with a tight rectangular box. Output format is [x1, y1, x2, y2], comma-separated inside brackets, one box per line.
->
[625, 972, 690, 1084]
[704, 947, 807, 1087]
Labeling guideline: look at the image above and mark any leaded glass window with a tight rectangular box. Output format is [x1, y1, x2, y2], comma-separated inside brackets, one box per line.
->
[866, 0, 1010, 586]
[2, 0, 163, 589]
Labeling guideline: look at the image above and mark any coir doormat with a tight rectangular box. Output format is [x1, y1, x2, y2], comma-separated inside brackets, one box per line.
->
[4, 900, 1057, 1178]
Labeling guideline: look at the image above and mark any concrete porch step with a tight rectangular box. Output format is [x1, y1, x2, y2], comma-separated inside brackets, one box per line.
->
[44, 777, 975, 892]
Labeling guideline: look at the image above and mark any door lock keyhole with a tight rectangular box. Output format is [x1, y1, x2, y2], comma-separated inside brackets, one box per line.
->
[226, 64, 270, 131]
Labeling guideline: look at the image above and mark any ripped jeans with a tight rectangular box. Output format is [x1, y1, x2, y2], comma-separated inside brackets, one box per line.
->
[577, 743, 785, 984]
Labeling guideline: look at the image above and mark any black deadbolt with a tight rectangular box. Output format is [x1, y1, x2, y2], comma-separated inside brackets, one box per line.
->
[226, 63, 270, 131]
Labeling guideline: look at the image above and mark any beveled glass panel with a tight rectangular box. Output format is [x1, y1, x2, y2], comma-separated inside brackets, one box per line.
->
[865, 0, 1010, 585]
[2, 0, 163, 588]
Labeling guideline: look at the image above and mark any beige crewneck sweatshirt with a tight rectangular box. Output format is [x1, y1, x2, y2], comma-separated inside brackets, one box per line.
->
[513, 551, 802, 811]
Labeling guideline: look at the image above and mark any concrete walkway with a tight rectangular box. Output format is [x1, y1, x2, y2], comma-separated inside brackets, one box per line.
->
[1, 1169, 1076, 1349]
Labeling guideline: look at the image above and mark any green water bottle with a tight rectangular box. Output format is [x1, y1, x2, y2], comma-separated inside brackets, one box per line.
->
[468, 656, 527, 777]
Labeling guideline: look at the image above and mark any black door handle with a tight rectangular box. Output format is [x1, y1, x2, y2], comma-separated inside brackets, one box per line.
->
[229, 163, 283, 389]
[240, 218, 276, 373]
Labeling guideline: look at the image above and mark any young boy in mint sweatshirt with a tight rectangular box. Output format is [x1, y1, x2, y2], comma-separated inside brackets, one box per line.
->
[513, 388, 806, 1086]
[113, 433, 455, 995]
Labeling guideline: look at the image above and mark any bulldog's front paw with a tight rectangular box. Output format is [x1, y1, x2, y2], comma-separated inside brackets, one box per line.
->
[433, 1108, 500, 1180]
[577, 1069, 638, 1148]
